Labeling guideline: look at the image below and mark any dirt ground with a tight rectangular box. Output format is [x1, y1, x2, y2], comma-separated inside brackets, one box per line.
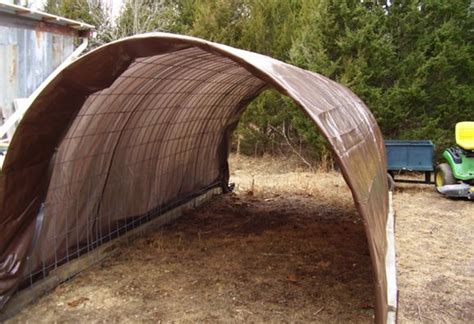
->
[394, 180, 473, 323]
[7, 155, 474, 323]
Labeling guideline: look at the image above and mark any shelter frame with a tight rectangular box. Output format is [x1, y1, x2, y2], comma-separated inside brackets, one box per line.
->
[0, 33, 397, 323]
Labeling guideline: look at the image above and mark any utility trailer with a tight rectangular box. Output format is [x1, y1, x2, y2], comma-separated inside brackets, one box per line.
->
[385, 140, 435, 187]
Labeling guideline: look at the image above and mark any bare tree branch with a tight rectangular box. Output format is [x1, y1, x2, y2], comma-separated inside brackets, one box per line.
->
[268, 124, 313, 169]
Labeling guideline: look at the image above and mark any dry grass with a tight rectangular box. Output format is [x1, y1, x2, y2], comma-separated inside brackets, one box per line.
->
[231, 154, 353, 211]
[6, 154, 474, 323]
[394, 182, 474, 323]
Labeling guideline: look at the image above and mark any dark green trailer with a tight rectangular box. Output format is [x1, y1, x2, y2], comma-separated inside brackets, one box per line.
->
[385, 140, 435, 186]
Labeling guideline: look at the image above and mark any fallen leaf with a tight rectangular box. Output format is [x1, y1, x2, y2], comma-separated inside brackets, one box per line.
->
[287, 274, 298, 282]
[67, 297, 89, 307]
[360, 303, 374, 310]
[317, 260, 331, 268]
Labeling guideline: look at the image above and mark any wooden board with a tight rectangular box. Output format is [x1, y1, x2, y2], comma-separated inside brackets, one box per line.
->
[386, 191, 398, 324]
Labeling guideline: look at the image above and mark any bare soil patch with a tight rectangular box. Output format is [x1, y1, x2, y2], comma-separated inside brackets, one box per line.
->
[7, 155, 473, 323]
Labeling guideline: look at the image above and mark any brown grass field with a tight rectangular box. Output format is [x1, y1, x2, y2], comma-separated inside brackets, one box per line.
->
[7, 155, 474, 323]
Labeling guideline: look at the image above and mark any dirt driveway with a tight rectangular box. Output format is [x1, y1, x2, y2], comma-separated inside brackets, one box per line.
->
[7, 155, 474, 323]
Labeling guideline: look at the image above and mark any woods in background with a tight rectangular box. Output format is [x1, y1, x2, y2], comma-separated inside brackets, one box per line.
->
[45, 0, 473, 166]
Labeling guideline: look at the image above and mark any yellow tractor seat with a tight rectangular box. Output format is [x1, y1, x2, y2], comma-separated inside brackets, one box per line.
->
[456, 121, 474, 150]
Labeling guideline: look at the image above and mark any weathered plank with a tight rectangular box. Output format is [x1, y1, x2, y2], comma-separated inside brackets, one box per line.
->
[386, 191, 398, 324]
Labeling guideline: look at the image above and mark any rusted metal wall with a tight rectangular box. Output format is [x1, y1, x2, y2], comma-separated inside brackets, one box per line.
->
[0, 15, 75, 137]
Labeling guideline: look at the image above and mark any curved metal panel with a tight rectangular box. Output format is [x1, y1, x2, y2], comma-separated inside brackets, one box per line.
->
[0, 33, 389, 322]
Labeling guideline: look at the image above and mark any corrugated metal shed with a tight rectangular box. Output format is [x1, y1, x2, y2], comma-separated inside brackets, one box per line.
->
[0, 2, 93, 138]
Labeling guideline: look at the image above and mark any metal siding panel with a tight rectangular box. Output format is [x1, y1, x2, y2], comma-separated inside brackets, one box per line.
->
[0, 40, 17, 138]
[0, 24, 76, 137]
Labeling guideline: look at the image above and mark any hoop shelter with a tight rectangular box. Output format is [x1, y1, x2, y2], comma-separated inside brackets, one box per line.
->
[0, 33, 395, 322]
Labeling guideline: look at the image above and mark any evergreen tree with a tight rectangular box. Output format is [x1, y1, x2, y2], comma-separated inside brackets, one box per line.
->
[43, 0, 474, 163]
[385, 0, 473, 152]
[288, 0, 395, 161]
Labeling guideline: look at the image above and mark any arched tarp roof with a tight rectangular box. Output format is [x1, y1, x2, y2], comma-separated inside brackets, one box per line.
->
[0, 33, 391, 322]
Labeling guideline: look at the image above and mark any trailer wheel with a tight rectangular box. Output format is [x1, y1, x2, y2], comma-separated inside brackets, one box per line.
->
[435, 163, 456, 190]
[387, 173, 395, 191]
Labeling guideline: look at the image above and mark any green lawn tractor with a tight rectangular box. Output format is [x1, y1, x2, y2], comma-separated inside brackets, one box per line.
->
[435, 121, 474, 199]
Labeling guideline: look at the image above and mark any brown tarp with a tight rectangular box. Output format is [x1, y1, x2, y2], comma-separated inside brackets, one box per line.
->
[0, 33, 389, 322]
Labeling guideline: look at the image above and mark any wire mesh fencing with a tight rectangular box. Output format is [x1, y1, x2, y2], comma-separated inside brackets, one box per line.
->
[20, 47, 266, 290]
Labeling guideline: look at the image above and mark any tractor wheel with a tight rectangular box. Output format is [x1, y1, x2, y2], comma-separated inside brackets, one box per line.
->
[435, 163, 456, 190]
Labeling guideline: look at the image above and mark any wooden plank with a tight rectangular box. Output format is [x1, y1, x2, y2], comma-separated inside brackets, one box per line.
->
[14, 9, 30, 15]
[0, 186, 222, 321]
[67, 23, 82, 29]
[42, 17, 59, 23]
[385, 191, 398, 324]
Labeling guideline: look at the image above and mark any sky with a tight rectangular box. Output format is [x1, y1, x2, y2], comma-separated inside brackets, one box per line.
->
[7, 0, 126, 20]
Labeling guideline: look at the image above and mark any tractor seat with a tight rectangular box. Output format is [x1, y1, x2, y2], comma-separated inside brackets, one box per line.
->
[456, 121, 474, 151]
